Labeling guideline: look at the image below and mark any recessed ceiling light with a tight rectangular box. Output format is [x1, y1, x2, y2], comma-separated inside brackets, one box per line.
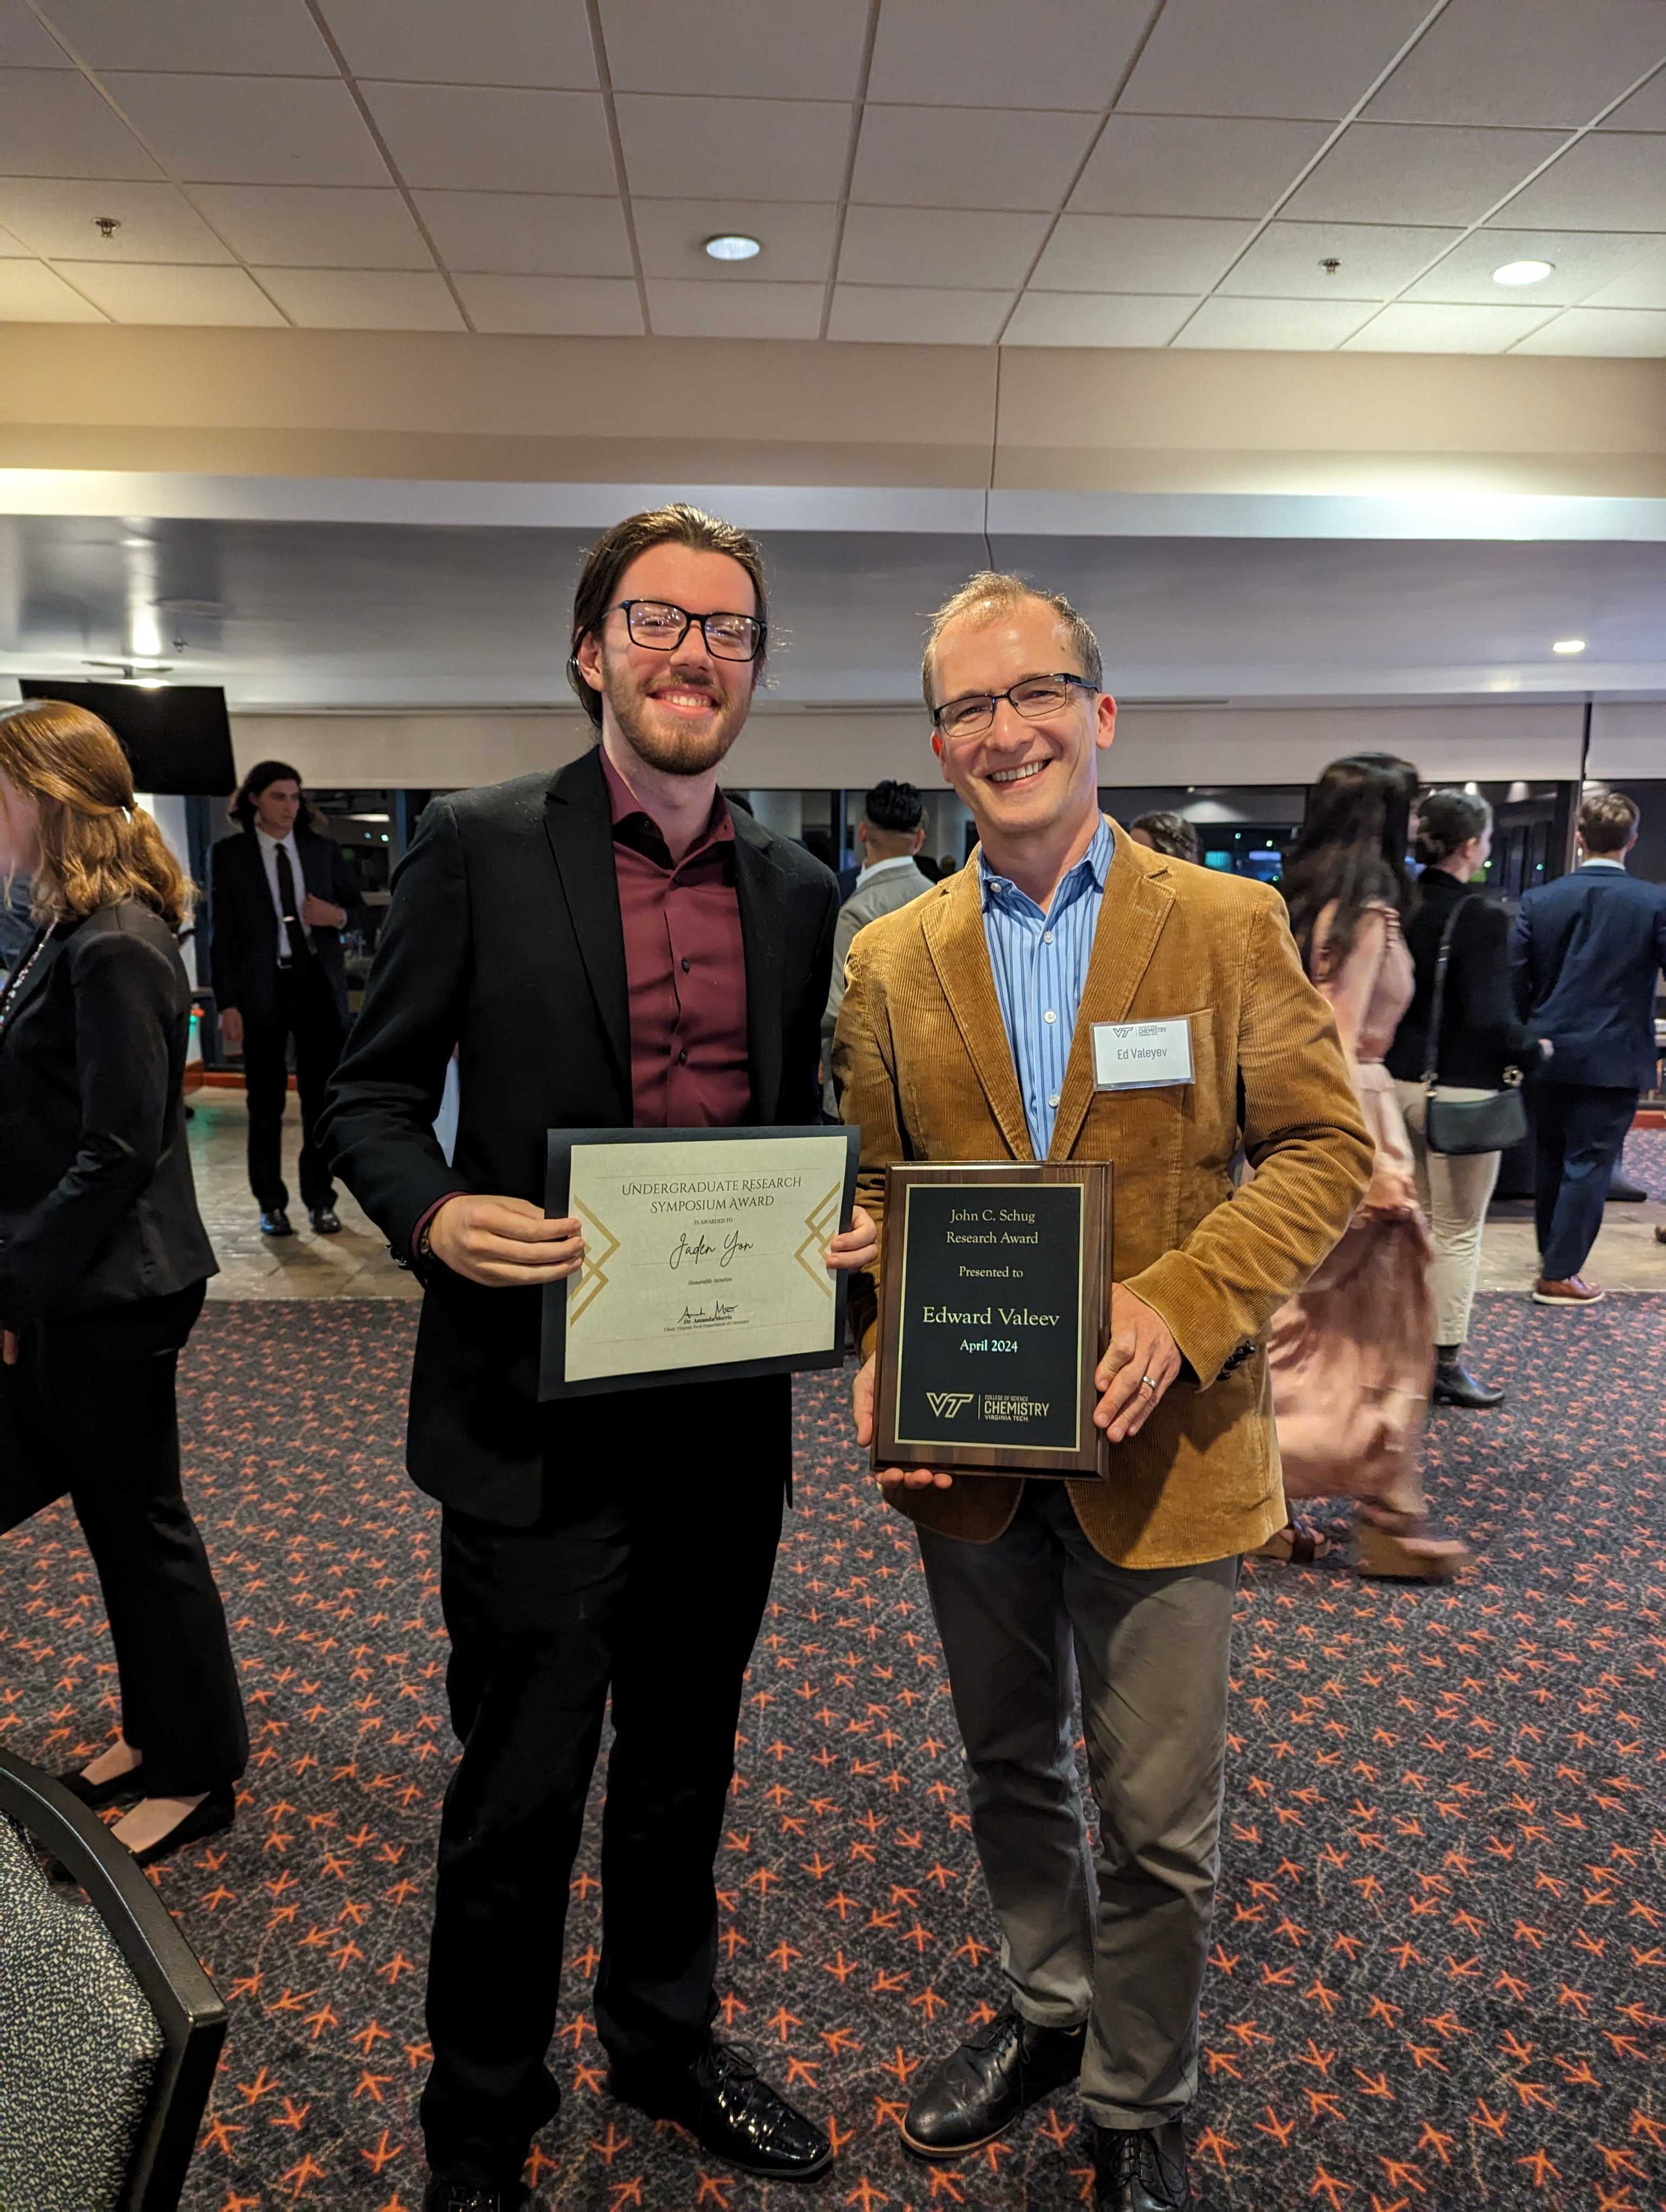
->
[703, 233, 761, 262]
[1552, 637, 1586, 654]
[1492, 258, 1554, 286]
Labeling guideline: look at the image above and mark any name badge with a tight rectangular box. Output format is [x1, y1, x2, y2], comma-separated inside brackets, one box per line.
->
[1091, 1017, 1195, 1091]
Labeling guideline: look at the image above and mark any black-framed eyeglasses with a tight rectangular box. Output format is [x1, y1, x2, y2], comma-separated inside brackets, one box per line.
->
[611, 599, 766, 663]
[932, 672, 1097, 740]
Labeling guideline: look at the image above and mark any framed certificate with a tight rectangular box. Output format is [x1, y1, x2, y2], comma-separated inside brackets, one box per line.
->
[539, 1124, 861, 1400]
[872, 1161, 1112, 1480]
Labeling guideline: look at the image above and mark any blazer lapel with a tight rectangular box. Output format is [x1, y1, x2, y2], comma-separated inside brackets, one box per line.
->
[921, 859, 1032, 1160]
[0, 924, 69, 1048]
[732, 812, 784, 1122]
[1049, 827, 1175, 1161]
[542, 749, 631, 1101]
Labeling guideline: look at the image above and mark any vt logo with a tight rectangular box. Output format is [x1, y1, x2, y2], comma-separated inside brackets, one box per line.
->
[927, 1391, 976, 1420]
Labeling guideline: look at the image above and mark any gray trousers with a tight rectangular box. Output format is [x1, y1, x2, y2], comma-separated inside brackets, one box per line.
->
[917, 1483, 1238, 2129]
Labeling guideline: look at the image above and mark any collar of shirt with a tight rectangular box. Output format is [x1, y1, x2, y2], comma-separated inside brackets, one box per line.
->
[978, 814, 1113, 922]
[255, 825, 298, 857]
[856, 853, 922, 891]
[1580, 857, 1626, 870]
[599, 744, 734, 872]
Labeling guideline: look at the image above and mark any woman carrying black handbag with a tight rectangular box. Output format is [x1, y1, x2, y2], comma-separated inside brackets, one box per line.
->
[0, 699, 247, 1867]
[1387, 789, 1552, 1409]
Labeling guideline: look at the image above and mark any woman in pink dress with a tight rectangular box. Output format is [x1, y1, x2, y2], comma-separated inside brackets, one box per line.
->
[1256, 755, 1467, 1583]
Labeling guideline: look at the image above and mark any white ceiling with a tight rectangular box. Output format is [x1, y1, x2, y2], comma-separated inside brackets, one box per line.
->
[4, 510, 1665, 708]
[0, 0, 1664, 352]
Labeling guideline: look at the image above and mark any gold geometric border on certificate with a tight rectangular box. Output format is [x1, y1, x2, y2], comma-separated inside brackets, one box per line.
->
[567, 1197, 621, 1327]
[794, 1181, 842, 1299]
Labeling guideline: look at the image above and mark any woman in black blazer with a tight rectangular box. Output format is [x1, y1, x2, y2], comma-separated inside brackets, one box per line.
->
[0, 700, 247, 1867]
[1387, 789, 1550, 1411]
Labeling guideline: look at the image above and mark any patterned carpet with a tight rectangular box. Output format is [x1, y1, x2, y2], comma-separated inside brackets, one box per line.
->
[2, 1293, 1664, 2212]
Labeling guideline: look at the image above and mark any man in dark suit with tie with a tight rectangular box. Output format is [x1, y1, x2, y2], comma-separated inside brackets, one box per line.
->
[1511, 788, 1666, 1305]
[209, 762, 363, 1237]
[321, 505, 876, 2212]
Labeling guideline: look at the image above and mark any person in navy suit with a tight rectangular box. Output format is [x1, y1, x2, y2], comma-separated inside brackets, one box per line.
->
[1510, 789, 1666, 1305]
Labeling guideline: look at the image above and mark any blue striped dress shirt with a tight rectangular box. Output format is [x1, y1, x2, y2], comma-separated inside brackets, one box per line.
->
[979, 816, 1113, 1159]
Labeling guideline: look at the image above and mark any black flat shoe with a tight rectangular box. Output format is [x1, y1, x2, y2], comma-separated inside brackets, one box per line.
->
[61, 1761, 146, 1811]
[1094, 2118, 1194, 2211]
[308, 1205, 342, 1234]
[422, 2177, 530, 2212]
[1608, 1174, 1647, 1202]
[1431, 1355, 1504, 1409]
[610, 2040, 832, 2182]
[260, 1207, 293, 1237]
[903, 2009, 1086, 2158]
[126, 1789, 236, 1870]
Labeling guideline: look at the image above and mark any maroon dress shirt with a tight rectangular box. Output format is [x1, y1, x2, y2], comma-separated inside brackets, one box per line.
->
[600, 748, 751, 1128]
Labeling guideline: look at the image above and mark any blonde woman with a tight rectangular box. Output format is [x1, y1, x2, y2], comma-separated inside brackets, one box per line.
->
[0, 700, 246, 1867]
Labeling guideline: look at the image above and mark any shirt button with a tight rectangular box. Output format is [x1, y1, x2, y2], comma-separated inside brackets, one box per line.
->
[1043, 1008, 1056, 1024]
[1042, 931, 1054, 944]
[678, 1047, 689, 1064]
[1048, 1092, 1060, 1109]
[681, 957, 691, 973]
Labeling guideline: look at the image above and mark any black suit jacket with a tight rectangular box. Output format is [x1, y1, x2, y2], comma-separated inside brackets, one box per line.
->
[1510, 863, 1666, 1091]
[0, 902, 217, 1322]
[320, 748, 840, 1526]
[209, 824, 363, 1024]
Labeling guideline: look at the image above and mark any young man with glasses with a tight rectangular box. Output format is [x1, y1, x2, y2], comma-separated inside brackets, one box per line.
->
[832, 573, 1370, 2211]
[323, 505, 876, 2212]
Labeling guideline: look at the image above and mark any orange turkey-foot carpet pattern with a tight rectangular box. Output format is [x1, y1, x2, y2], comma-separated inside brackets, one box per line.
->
[1, 1293, 1663, 2212]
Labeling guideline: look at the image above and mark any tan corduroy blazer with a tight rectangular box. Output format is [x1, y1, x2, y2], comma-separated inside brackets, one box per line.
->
[831, 822, 1373, 1569]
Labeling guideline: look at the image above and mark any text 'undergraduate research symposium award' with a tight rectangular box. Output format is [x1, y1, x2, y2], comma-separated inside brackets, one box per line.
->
[872, 1162, 1112, 1480]
[539, 1125, 861, 1399]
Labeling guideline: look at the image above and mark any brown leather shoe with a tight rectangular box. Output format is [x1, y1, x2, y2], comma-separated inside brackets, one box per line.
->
[1531, 1276, 1604, 1305]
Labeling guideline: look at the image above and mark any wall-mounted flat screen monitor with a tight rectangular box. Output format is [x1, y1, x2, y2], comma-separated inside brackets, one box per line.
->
[12, 679, 235, 795]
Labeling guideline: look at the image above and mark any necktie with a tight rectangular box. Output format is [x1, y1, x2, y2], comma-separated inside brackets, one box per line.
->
[274, 844, 312, 966]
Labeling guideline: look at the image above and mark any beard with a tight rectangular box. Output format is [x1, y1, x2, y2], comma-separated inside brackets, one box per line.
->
[601, 652, 750, 779]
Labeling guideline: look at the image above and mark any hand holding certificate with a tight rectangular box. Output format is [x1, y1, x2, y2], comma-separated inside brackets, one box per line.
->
[539, 1126, 864, 1399]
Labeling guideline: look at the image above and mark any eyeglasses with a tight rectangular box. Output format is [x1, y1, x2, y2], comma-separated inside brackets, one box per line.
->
[611, 599, 766, 664]
[932, 673, 1097, 740]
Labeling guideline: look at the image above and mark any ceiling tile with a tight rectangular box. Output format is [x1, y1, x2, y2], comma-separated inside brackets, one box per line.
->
[0, 2, 72, 66]
[838, 205, 1047, 289]
[1600, 71, 1666, 130]
[1404, 227, 1664, 306]
[1340, 300, 1560, 351]
[604, 0, 869, 100]
[646, 277, 823, 338]
[852, 106, 1099, 212]
[1364, 0, 1666, 128]
[1217, 220, 1457, 299]
[1070, 116, 1330, 218]
[55, 260, 287, 324]
[1281, 123, 1569, 226]
[1118, 0, 1437, 119]
[320, 0, 597, 88]
[253, 266, 463, 329]
[1002, 292, 1197, 345]
[632, 200, 836, 282]
[1581, 248, 1666, 308]
[1031, 214, 1255, 293]
[0, 178, 231, 262]
[1499, 134, 1666, 229]
[190, 184, 433, 268]
[363, 83, 614, 194]
[0, 260, 107, 318]
[1169, 295, 1376, 348]
[417, 190, 632, 276]
[104, 72, 387, 186]
[0, 65, 158, 177]
[1510, 304, 1666, 355]
[452, 271, 643, 333]
[47, 0, 332, 72]
[828, 284, 1014, 344]
[868, 0, 1152, 110]
[616, 94, 850, 201]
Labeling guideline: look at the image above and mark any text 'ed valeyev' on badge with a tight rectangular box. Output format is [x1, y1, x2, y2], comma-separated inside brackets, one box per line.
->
[1091, 1016, 1195, 1091]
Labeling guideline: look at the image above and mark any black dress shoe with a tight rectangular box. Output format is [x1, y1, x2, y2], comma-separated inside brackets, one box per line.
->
[1094, 2118, 1194, 2210]
[903, 2009, 1086, 2158]
[1608, 1174, 1648, 1202]
[422, 2177, 529, 2212]
[308, 1205, 342, 1234]
[1431, 1354, 1504, 1409]
[260, 1207, 294, 1237]
[127, 1789, 236, 1869]
[61, 1761, 146, 1811]
[609, 2040, 832, 2181]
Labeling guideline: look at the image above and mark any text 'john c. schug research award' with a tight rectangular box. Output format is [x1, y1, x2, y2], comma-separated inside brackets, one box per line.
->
[872, 1161, 1112, 1480]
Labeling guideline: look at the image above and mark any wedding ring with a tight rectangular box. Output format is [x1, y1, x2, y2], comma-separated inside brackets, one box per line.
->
[1139, 1373, 1159, 1393]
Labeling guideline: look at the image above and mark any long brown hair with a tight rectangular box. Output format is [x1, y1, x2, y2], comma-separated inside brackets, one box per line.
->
[0, 699, 194, 930]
